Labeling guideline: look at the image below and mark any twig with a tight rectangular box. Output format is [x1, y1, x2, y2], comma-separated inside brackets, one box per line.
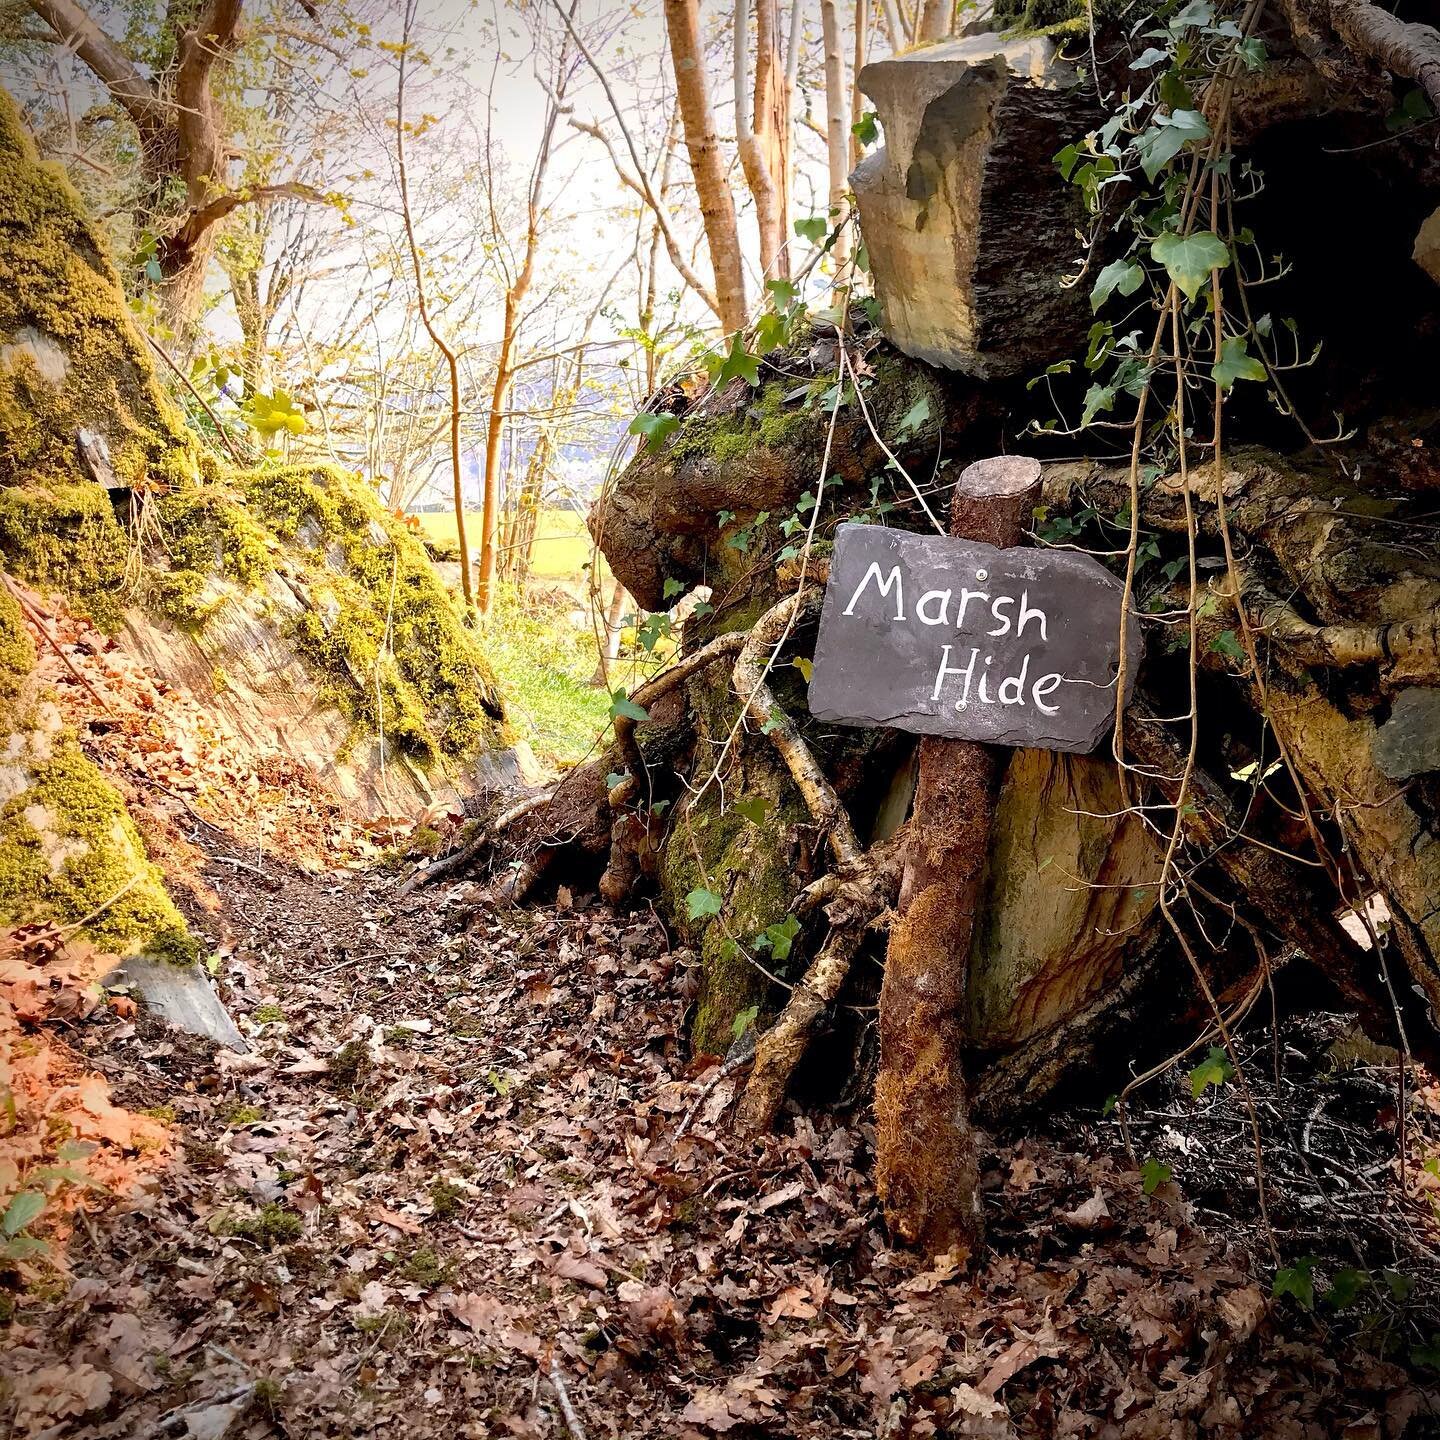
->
[136, 1383, 258, 1440]
[677, 1030, 757, 1138]
[395, 791, 553, 896]
[140, 329, 248, 467]
[205, 853, 273, 883]
[545, 1355, 589, 1440]
[1, 571, 112, 712]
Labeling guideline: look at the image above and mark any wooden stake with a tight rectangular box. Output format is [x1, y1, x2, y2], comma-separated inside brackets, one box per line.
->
[874, 454, 1043, 1257]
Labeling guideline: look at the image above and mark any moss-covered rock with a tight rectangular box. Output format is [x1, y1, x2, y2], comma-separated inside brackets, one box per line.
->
[0, 703, 194, 960]
[0, 84, 505, 972]
[991, 0, 1159, 35]
[0, 89, 195, 493]
[242, 464, 503, 761]
[0, 585, 36, 706]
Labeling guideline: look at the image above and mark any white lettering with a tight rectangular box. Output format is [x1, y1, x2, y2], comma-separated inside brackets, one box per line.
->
[954, 588, 990, 630]
[977, 657, 994, 705]
[844, 562, 905, 621]
[916, 588, 951, 626]
[1032, 672, 1063, 715]
[987, 595, 1014, 637]
[1016, 590, 1048, 641]
[932, 645, 980, 707]
[998, 654, 1030, 705]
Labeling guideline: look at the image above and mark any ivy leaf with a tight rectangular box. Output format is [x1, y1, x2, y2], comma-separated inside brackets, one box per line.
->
[686, 887, 723, 920]
[609, 689, 649, 723]
[731, 1004, 759, 1041]
[3, 1190, 44, 1236]
[894, 395, 931, 439]
[1081, 383, 1117, 426]
[1150, 230, 1230, 302]
[1237, 36, 1267, 70]
[1211, 335, 1266, 390]
[794, 215, 828, 245]
[1384, 1269, 1417, 1302]
[605, 770, 629, 791]
[1091, 259, 1145, 313]
[714, 334, 761, 387]
[1140, 1158, 1172, 1195]
[1273, 1257, 1317, 1311]
[753, 310, 789, 356]
[1413, 1334, 1440, 1371]
[734, 795, 768, 826]
[1187, 1044, 1235, 1097]
[851, 110, 879, 146]
[792, 656, 813, 683]
[662, 577, 685, 600]
[767, 278, 800, 308]
[1134, 109, 1210, 183]
[628, 412, 678, 453]
[1323, 1267, 1369, 1309]
[1210, 629, 1244, 663]
[763, 915, 802, 962]
[1129, 45, 1168, 68]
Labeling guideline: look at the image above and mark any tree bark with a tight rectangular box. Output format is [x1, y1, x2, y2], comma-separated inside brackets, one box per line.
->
[917, 0, 949, 41]
[664, 0, 750, 333]
[26, 0, 246, 332]
[819, 0, 852, 267]
[736, 0, 787, 281]
[875, 456, 1042, 1258]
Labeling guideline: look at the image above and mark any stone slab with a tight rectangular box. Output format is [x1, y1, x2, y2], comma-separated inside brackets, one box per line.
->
[107, 955, 247, 1050]
[1373, 686, 1440, 780]
[808, 523, 1141, 753]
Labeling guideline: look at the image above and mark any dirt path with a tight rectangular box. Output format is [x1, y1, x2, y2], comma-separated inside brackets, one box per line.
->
[5, 846, 1440, 1438]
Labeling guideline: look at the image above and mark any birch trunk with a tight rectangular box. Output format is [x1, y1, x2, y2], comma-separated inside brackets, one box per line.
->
[665, 0, 750, 333]
[918, 0, 949, 40]
[820, 0, 851, 266]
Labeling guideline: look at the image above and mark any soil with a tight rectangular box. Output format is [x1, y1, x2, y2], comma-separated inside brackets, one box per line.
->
[6, 828, 1440, 1438]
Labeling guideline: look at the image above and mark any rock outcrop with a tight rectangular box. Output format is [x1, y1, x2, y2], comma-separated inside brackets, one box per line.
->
[0, 90, 506, 1016]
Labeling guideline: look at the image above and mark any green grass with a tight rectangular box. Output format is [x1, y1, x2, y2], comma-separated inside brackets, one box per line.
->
[485, 585, 612, 769]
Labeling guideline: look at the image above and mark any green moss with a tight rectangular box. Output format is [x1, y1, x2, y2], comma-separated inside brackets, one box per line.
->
[661, 756, 811, 1054]
[0, 587, 35, 705]
[395, 1244, 449, 1287]
[671, 377, 820, 466]
[0, 91, 196, 494]
[0, 483, 130, 628]
[0, 727, 196, 961]
[429, 1178, 465, 1218]
[992, 0, 1159, 33]
[224, 1202, 303, 1247]
[240, 463, 504, 762]
[223, 1103, 265, 1125]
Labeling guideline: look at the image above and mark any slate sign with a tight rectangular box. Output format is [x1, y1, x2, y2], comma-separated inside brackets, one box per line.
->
[808, 523, 1142, 753]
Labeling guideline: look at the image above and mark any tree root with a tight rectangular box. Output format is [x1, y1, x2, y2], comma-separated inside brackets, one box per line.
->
[395, 791, 554, 897]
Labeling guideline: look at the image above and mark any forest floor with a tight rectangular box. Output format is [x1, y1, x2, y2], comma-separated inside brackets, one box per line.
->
[8, 822, 1440, 1438]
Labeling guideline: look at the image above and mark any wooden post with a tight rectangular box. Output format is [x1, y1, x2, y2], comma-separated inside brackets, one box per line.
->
[875, 454, 1043, 1257]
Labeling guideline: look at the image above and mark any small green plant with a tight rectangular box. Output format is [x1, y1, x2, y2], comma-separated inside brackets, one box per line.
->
[328, 1040, 371, 1087]
[1140, 1157, 1173, 1195]
[1187, 1046, 1235, 1098]
[251, 1003, 286, 1025]
[223, 1103, 264, 1126]
[396, 1244, 449, 1287]
[1273, 1257, 1317, 1311]
[429, 1178, 466, 1219]
[2, 1190, 48, 1267]
[224, 1203, 303, 1248]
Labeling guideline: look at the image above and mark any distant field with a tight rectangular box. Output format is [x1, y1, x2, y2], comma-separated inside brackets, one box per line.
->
[412, 509, 600, 582]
